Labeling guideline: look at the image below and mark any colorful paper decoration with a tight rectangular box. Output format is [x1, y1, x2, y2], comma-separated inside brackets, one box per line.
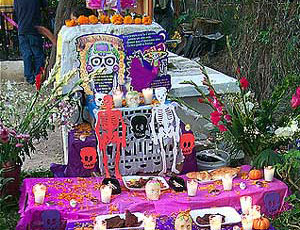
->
[87, 0, 136, 10]
[180, 133, 195, 155]
[150, 87, 181, 175]
[130, 115, 148, 139]
[264, 192, 280, 215]
[41, 210, 61, 230]
[80, 147, 98, 169]
[95, 95, 126, 178]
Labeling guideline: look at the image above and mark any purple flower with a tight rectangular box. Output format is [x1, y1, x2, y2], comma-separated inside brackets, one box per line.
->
[16, 134, 23, 139]
[16, 143, 24, 148]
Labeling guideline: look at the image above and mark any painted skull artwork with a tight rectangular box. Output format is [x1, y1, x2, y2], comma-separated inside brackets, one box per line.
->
[180, 133, 195, 155]
[130, 115, 148, 139]
[41, 210, 61, 230]
[80, 147, 98, 169]
[264, 192, 280, 215]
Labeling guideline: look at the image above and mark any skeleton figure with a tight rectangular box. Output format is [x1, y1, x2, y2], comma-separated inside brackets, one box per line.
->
[150, 87, 180, 175]
[41, 210, 61, 230]
[130, 115, 148, 139]
[95, 95, 126, 179]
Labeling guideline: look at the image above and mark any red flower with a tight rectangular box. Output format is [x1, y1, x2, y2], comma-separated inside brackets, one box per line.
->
[210, 111, 222, 125]
[224, 114, 232, 122]
[212, 98, 223, 113]
[218, 124, 228, 132]
[296, 86, 300, 97]
[209, 89, 215, 97]
[291, 94, 300, 109]
[198, 98, 204, 103]
[240, 77, 249, 89]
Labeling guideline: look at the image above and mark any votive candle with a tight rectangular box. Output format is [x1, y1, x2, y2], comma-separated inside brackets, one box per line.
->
[264, 166, 275, 182]
[240, 196, 252, 214]
[187, 179, 198, 197]
[143, 215, 156, 230]
[251, 205, 261, 219]
[94, 220, 107, 230]
[241, 214, 253, 230]
[100, 185, 112, 204]
[222, 174, 233, 191]
[142, 88, 153, 105]
[33, 183, 47, 205]
[209, 215, 222, 230]
[113, 89, 123, 108]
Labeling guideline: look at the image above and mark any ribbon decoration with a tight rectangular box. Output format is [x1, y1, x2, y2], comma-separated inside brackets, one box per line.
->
[1, 12, 18, 28]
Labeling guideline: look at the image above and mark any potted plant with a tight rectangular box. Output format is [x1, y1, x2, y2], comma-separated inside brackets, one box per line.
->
[0, 64, 80, 196]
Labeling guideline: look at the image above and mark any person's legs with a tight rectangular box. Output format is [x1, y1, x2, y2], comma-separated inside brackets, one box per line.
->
[28, 34, 45, 76]
[18, 34, 35, 84]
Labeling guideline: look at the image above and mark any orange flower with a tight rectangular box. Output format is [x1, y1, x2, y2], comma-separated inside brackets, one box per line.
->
[111, 14, 124, 25]
[124, 15, 133, 24]
[88, 15, 98, 24]
[65, 19, 76, 27]
[100, 15, 111, 24]
[134, 17, 142, 24]
[142, 16, 152, 25]
[77, 15, 89, 25]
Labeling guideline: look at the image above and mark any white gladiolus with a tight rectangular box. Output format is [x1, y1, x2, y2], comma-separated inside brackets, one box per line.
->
[274, 127, 294, 138]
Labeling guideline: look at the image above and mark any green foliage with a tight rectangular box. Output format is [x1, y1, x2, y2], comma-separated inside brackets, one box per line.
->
[252, 149, 283, 169]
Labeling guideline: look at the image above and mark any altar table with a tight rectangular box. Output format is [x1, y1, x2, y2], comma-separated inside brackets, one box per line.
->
[17, 166, 288, 230]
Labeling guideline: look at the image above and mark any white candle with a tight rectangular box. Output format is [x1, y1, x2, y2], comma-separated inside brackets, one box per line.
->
[187, 179, 198, 197]
[222, 174, 233, 191]
[143, 215, 156, 230]
[241, 214, 253, 230]
[240, 196, 252, 214]
[113, 90, 123, 108]
[100, 185, 112, 204]
[142, 88, 153, 105]
[126, 91, 140, 108]
[250, 205, 261, 219]
[94, 220, 107, 230]
[264, 166, 275, 182]
[209, 215, 222, 230]
[33, 183, 47, 205]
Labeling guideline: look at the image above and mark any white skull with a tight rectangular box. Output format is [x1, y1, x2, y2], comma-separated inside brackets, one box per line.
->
[95, 93, 106, 108]
[155, 87, 167, 104]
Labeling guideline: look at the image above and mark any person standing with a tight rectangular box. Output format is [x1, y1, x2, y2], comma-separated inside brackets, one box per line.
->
[14, 0, 47, 84]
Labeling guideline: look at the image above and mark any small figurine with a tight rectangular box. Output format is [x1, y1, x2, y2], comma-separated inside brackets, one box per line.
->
[240, 182, 247, 190]
[145, 180, 161, 200]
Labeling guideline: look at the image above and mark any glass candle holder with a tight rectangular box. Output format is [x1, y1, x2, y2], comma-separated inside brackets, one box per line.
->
[187, 179, 198, 197]
[33, 183, 47, 205]
[112, 89, 123, 108]
[264, 166, 275, 182]
[143, 215, 156, 230]
[222, 174, 233, 191]
[126, 91, 140, 108]
[241, 214, 253, 230]
[209, 215, 222, 230]
[100, 185, 112, 204]
[142, 88, 153, 105]
[240, 196, 252, 214]
[250, 205, 261, 219]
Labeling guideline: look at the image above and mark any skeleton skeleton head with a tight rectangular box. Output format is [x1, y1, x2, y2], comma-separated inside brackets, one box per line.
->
[131, 115, 148, 139]
[86, 42, 119, 75]
[103, 95, 113, 109]
[155, 87, 167, 104]
[80, 147, 97, 169]
[174, 212, 192, 230]
[41, 210, 61, 230]
[264, 192, 280, 215]
[94, 92, 106, 108]
[180, 133, 195, 155]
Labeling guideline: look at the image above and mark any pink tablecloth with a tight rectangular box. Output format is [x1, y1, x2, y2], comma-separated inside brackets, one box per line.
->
[17, 165, 288, 230]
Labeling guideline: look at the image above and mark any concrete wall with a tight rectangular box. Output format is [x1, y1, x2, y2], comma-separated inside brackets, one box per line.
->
[0, 61, 24, 82]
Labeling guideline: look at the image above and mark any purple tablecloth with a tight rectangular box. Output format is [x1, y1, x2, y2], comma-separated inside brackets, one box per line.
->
[17, 165, 288, 230]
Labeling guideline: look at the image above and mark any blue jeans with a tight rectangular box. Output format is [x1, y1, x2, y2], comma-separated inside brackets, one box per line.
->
[18, 34, 45, 84]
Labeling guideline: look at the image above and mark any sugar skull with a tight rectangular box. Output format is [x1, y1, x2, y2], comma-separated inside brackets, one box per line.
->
[94, 92, 106, 108]
[131, 115, 148, 139]
[174, 212, 192, 230]
[180, 133, 195, 155]
[86, 42, 120, 76]
[264, 192, 280, 215]
[145, 180, 161, 200]
[80, 147, 97, 169]
[155, 87, 167, 104]
[41, 210, 61, 230]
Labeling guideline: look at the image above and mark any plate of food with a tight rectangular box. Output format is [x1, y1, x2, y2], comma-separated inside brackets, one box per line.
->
[122, 176, 169, 191]
[186, 167, 240, 183]
[96, 210, 144, 229]
[190, 207, 241, 227]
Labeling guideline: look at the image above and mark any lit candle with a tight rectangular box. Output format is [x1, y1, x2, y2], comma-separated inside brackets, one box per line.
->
[187, 179, 198, 197]
[209, 215, 222, 230]
[250, 205, 261, 219]
[241, 214, 253, 230]
[126, 91, 140, 108]
[94, 220, 107, 230]
[222, 174, 233, 191]
[143, 215, 156, 230]
[100, 185, 112, 204]
[264, 166, 275, 182]
[142, 88, 153, 105]
[32, 183, 47, 205]
[240, 196, 252, 214]
[112, 89, 123, 108]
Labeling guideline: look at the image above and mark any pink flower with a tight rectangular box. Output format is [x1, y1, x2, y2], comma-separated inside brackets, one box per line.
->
[240, 77, 249, 89]
[218, 124, 228, 132]
[224, 114, 232, 122]
[212, 98, 223, 113]
[209, 89, 215, 97]
[291, 94, 300, 109]
[296, 87, 300, 97]
[16, 143, 23, 148]
[210, 111, 222, 125]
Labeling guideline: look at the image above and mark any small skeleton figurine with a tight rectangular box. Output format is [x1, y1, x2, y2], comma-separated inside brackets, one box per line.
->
[150, 87, 180, 175]
[95, 95, 126, 179]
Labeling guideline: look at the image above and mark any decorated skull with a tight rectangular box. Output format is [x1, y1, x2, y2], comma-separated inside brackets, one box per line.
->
[131, 115, 148, 139]
[180, 133, 195, 155]
[264, 192, 280, 215]
[86, 42, 120, 75]
[174, 212, 192, 230]
[145, 180, 161, 200]
[94, 92, 106, 108]
[80, 147, 97, 169]
[41, 210, 61, 230]
[155, 87, 167, 104]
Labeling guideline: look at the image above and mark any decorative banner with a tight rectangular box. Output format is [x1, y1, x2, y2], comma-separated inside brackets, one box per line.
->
[95, 95, 126, 179]
[180, 133, 195, 156]
[264, 192, 280, 215]
[86, 0, 135, 10]
[80, 147, 97, 169]
[41, 210, 61, 230]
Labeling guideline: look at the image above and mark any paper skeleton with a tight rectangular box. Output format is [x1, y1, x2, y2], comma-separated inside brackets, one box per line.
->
[150, 87, 180, 175]
[95, 95, 126, 179]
